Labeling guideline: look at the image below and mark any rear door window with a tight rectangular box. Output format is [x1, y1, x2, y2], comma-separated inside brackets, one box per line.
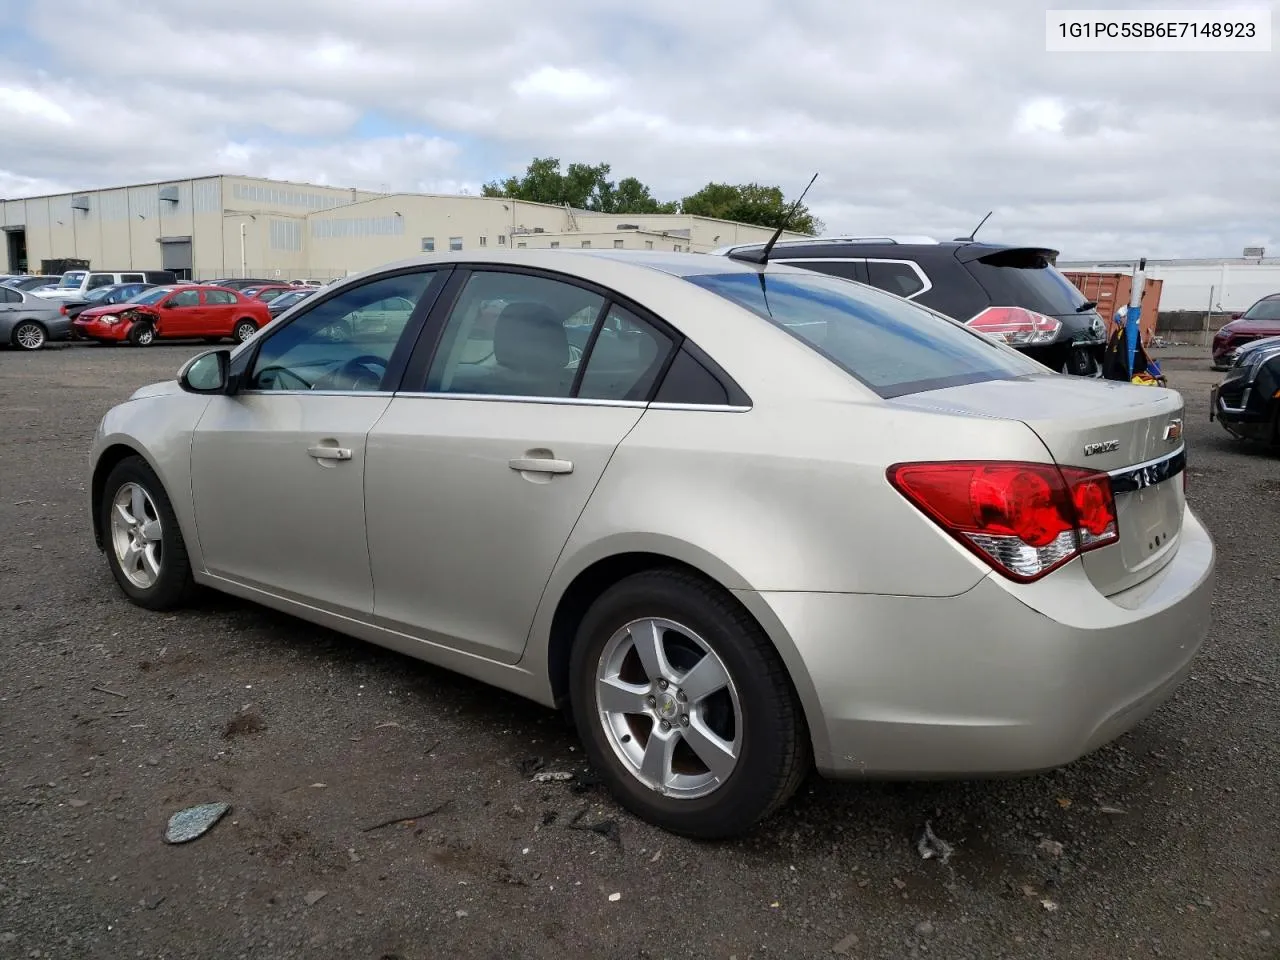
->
[87, 274, 116, 290]
[964, 250, 1091, 317]
[783, 259, 866, 284]
[685, 270, 1040, 398]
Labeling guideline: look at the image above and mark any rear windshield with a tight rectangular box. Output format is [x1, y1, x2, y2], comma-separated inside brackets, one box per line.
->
[685, 270, 1041, 398]
[1242, 299, 1280, 321]
[964, 250, 1091, 317]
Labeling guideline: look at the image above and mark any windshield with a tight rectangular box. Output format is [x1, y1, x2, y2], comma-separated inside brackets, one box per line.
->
[130, 286, 175, 305]
[57, 271, 88, 289]
[86, 286, 116, 302]
[964, 250, 1091, 317]
[1242, 299, 1280, 322]
[686, 269, 1041, 398]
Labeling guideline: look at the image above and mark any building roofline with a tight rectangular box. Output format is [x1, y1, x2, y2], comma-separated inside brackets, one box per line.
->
[1, 173, 389, 202]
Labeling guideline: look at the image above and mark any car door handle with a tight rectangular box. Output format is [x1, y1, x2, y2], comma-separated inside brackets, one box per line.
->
[308, 445, 352, 461]
[508, 457, 573, 475]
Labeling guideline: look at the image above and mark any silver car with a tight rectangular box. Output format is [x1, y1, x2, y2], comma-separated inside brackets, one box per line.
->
[87, 251, 1215, 838]
[1, 285, 71, 349]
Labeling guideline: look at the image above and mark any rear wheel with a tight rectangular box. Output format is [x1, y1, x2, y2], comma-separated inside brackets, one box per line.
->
[100, 456, 194, 610]
[569, 569, 809, 839]
[11, 320, 47, 351]
[128, 322, 155, 347]
[233, 319, 258, 344]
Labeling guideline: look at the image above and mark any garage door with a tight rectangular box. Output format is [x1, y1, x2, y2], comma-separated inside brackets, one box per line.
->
[159, 237, 193, 274]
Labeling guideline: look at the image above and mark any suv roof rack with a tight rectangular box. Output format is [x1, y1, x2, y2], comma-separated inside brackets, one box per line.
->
[711, 235, 941, 256]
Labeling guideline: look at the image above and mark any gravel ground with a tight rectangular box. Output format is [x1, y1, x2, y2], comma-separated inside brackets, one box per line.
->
[1, 343, 1277, 960]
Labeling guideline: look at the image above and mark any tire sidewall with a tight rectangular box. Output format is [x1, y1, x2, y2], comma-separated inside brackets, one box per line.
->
[569, 573, 795, 837]
[100, 457, 190, 610]
[234, 320, 257, 343]
[129, 323, 154, 347]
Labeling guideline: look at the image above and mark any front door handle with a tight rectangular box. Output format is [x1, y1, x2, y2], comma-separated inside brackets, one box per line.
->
[308, 445, 352, 461]
[508, 457, 573, 475]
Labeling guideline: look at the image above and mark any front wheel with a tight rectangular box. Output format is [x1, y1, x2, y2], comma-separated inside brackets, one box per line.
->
[233, 319, 258, 344]
[569, 569, 810, 839]
[128, 322, 155, 347]
[100, 456, 194, 610]
[11, 320, 47, 351]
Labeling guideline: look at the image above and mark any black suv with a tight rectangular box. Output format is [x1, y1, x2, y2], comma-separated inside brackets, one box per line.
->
[712, 237, 1109, 376]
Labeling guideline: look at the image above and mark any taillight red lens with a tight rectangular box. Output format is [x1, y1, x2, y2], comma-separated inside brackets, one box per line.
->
[888, 461, 1118, 582]
[59, 305, 68, 315]
[967, 306, 1062, 347]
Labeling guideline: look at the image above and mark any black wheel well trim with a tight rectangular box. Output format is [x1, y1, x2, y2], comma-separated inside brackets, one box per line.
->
[542, 550, 819, 744]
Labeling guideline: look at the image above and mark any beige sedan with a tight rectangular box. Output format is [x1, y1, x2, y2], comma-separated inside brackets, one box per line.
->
[88, 250, 1215, 838]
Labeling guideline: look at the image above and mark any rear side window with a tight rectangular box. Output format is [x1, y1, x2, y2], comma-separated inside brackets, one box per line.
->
[787, 259, 865, 284]
[206, 290, 237, 305]
[964, 250, 1090, 317]
[685, 271, 1040, 398]
[866, 260, 926, 298]
[0, 287, 19, 304]
[576, 305, 672, 401]
[87, 274, 115, 290]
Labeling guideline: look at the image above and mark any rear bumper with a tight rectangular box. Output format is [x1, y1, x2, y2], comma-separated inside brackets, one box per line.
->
[745, 507, 1215, 778]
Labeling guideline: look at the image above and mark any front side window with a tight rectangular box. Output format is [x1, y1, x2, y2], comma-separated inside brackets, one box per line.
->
[866, 260, 926, 298]
[685, 270, 1041, 398]
[169, 289, 200, 307]
[427, 271, 605, 398]
[247, 271, 435, 392]
[205, 290, 236, 305]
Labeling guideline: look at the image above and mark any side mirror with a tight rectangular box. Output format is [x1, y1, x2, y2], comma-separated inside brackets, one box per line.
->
[179, 349, 231, 394]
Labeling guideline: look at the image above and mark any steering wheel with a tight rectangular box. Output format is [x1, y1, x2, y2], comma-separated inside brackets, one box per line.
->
[317, 354, 388, 391]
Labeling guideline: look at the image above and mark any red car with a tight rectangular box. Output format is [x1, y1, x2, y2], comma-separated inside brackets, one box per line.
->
[73, 285, 272, 347]
[1212, 293, 1280, 369]
[240, 283, 296, 302]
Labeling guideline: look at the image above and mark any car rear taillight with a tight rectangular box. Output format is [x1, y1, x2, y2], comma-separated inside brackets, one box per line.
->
[60, 305, 68, 315]
[967, 306, 1062, 346]
[887, 461, 1118, 582]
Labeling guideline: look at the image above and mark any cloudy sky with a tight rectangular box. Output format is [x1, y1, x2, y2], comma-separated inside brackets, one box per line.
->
[1, 0, 1276, 258]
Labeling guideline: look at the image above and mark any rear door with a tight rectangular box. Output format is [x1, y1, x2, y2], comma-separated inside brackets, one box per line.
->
[202, 288, 238, 334]
[364, 268, 675, 663]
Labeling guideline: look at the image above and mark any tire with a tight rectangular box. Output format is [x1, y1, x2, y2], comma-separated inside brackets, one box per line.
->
[11, 320, 47, 351]
[100, 456, 194, 611]
[568, 569, 809, 839]
[233, 319, 258, 344]
[128, 322, 155, 347]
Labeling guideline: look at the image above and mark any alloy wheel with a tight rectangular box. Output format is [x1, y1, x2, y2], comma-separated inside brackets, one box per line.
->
[14, 322, 45, 350]
[594, 617, 742, 799]
[109, 482, 163, 589]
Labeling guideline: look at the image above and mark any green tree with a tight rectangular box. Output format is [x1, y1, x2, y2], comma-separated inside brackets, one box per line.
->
[679, 181, 823, 235]
[483, 157, 676, 214]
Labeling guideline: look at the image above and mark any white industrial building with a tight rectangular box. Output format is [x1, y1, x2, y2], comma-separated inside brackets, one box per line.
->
[1058, 256, 1280, 313]
[1, 174, 804, 282]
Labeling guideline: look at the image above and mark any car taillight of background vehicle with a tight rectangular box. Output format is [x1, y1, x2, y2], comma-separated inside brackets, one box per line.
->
[887, 461, 1118, 582]
[966, 306, 1062, 346]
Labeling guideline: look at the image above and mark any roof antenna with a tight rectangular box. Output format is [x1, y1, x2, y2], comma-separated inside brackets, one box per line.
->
[955, 210, 992, 242]
[728, 172, 819, 265]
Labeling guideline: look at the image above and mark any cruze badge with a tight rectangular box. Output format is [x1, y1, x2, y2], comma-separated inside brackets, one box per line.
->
[1083, 439, 1120, 456]
[1163, 419, 1183, 442]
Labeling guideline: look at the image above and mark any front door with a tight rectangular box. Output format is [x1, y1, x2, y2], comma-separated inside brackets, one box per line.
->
[189, 268, 445, 616]
[365, 268, 675, 662]
[160, 287, 203, 337]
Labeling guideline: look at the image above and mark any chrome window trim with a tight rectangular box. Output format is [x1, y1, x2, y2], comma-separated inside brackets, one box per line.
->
[391, 392, 752, 411]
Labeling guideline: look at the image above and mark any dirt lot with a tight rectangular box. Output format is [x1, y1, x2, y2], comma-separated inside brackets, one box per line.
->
[1, 343, 1276, 960]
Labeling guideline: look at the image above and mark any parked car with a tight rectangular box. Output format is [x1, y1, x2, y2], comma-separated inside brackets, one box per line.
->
[59, 282, 156, 325]
[239, 283, 296, 302]
[74, 284, 271, 346]
[3, 275, 63, 293]
[289, 278, 324, 287]
[1, 284, 72, 349]
[206, 278, 279, 291]
[88, 250, 1214, 838]
[1210, 335, 1280, 446]
[37, 269, 176, 301]
[264, 288, 316, 317]
[711, 237, 1110, 376]
[1211, 293, 1280, 369]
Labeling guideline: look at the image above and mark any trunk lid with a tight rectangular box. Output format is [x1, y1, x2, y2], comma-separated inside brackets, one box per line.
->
[893, 374, 1186, 595]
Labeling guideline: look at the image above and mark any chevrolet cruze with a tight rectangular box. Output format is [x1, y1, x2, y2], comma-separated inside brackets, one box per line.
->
[88, 250, 1215, 838]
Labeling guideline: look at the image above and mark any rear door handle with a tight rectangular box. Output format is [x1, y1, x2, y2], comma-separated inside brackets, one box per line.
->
[308, 445, 352, 461]
[508, 457, 573, 475]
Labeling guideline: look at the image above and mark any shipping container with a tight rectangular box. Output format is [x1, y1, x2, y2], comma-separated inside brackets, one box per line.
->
[1062, 271, 1163, 344]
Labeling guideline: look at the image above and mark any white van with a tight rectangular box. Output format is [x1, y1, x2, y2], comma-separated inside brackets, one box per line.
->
[35, 269, 177, 300]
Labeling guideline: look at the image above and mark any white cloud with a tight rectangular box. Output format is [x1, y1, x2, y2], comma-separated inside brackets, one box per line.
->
[0, 0, 1275, 257]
